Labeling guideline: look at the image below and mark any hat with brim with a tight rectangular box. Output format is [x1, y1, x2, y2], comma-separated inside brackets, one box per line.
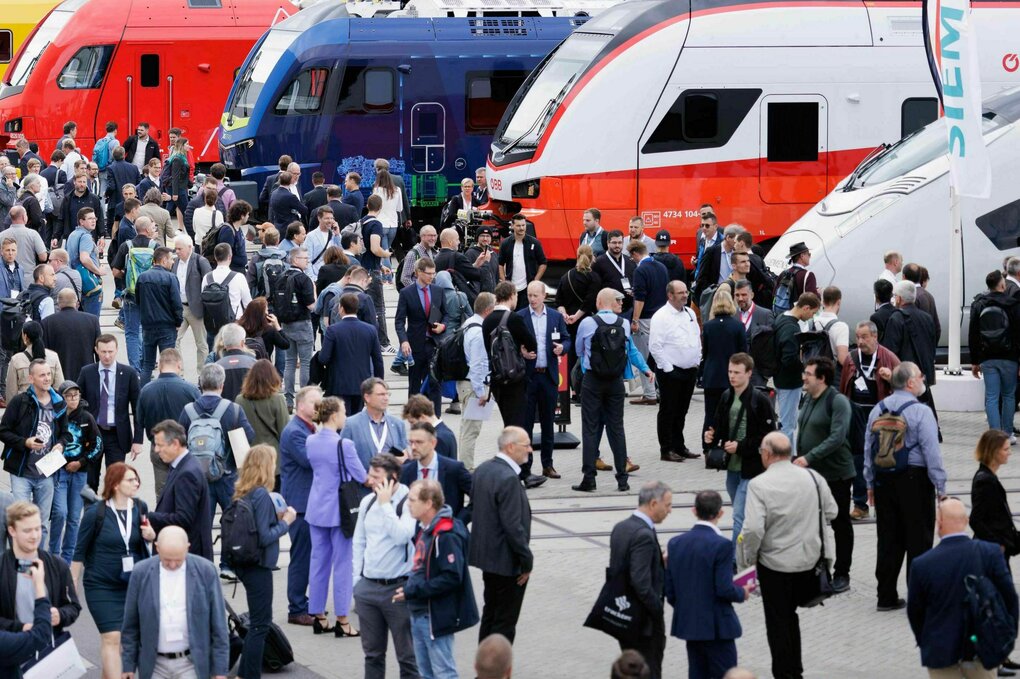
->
[57, 380, 80, 395]
[787, 242, 810, 260]
[655, 229, 671, 245]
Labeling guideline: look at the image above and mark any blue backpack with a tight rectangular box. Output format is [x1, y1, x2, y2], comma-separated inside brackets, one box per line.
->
[92, 137, 114, 171]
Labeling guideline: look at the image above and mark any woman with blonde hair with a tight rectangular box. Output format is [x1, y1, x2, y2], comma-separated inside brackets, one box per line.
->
[700, 288, 746, 453]
[232, 444, 297, 679]
[556, 244, 603, 399]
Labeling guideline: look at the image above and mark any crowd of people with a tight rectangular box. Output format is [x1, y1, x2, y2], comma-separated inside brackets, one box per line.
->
[0, 126, 1018, 679]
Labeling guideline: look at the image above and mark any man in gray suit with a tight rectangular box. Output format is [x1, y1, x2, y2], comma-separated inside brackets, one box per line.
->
[734, 279, 774, 387]
[121, 526, 229, 679]
[469, 426, 534, 644]
[172, 233, 212, 366]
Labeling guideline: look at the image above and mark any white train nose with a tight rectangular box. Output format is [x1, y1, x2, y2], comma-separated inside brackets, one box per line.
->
[765, 230, 835, 286]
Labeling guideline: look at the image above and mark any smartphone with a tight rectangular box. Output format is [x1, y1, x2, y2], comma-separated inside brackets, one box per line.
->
[388, 446, 405, 458]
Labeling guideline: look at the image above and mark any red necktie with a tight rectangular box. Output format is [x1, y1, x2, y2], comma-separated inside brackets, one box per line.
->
[423, 286, 431, 318]
[422, 468, 430, 479]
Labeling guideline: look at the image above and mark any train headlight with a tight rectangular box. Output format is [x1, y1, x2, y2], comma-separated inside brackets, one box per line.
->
[834, 195, 899, 238]
[511, 179, 540, 200]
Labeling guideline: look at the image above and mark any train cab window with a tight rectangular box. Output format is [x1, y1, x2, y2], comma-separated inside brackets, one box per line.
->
[902, 98, 938, 137]
[275, 68, 329, 115]
[187, 0, 222, 6]
[642, 89, 760, 154]
[57, 45, 114, 90]
[767, 102, 818, 162]
[976, 199, 1020, 251]
[338, 66, 395, 114]
[140, 54, 160, 88]
[0, 31, 11, 64]
[467, 71, 528, 133]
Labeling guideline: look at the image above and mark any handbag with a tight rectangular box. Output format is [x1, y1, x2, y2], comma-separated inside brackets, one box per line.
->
[337, 440, 371, 539]
[798, 471, 835, 608]
[583, 566, 649, 643]
[21, 631, 87, 679]
[705, 394, 746, 471]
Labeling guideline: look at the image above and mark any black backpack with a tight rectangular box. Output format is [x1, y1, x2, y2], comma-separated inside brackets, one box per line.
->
[272, 269, 304, 323]
[431, 321, 480, 383]
[489, 313, 526, 386]
[589, 315, 628, 380]
[979, 302, 1012, 354]
[797, 318, 837, 364]
[220, 495, 261, 568]
[226, 601, 294, 672]
[200, 214, 224, 265]
[0, 297, 31, 353]
[201, 271, 238, 336]
[965, 547, 1019, 669]
[244, 335, 268, 360]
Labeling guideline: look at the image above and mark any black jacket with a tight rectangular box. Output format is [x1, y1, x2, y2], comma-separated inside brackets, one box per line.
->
[0, 388, 72, 476]
[694, 242, 728, 296]
[971, 464, 1020, 556]
[302, 186, 328, 214]
[41, 308, 101, 381]
[592, 252, 637, 313]
[136, 265, 183, 329]
[497, 235, 546, 289]
[871, 303, 895, 342]
[608, 514, 664, 635]
[77, 362, 143, 452]
[556, 268, 603, 318]
[148, 452, 214, 561]
[122, 136, 160, 167]
[309, 198, 358, 232]
[481, 308, 536, 359]
[881, 304, 938, 384]
[65, 403, 101, 465]
[701, 314, 747, 390]
[136, 373, 201, 441]
[61, 188, 105, 240]
[269, 187, 308, 233]
[0, 550, 80, 634]
[710, 386, 777, 480]
[968, 291, 1020, 364]
[467, 457, 532, 576]
[651, 251, 688, 285]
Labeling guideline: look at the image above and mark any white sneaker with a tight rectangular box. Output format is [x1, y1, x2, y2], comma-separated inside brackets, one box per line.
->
[1011, 435, 1017, 446]
[382, 345, 398, 356]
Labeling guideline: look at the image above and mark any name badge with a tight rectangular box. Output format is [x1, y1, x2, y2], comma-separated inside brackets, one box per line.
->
[854, 376, 867, 392]
[122, 556, 134, 573]
[551, 330, 561, 341]
[620, 277, 632, 291]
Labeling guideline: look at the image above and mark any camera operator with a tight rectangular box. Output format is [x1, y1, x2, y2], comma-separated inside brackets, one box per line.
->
[0, 552, 53, 677]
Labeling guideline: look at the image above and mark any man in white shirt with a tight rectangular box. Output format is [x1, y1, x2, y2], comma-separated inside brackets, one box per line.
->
[815, 286, 851, 370]
[173, 233, 212, 366]
[879, 251, 902, 285]
[649, 281, 702, 462]
[286, 162, 302, 198]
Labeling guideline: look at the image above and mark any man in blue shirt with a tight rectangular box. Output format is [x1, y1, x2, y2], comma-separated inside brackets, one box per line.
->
[627, 240, 668, 406]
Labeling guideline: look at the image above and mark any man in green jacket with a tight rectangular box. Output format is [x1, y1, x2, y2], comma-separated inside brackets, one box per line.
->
[773, 292, 820, 448]
[795, 356, 855, 593]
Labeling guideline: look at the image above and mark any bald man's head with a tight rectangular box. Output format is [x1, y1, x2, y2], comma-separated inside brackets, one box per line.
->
[596, 287, 623, 310]
[475, 634, 512, 679]
[57, 288, 78, 309]
[723, 669, 757, 679]
[439, 227, 459, 248]
[156, 526, 190, 570]
[937, 498, 969, 537]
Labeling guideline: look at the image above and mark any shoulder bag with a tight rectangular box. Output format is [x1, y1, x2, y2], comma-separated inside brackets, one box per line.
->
[337, 439, 371, 538]
[798, 470, 835, 608]
[706, 392, 745, 471]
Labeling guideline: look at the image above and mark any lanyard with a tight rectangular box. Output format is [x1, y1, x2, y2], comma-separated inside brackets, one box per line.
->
[607, 254, 626, 277]
[369, 419, 389, 456]
[582, 227, 602, 246]
[857, 349, 878, 380]
[108, 500, 133, 555]
[740, 303, 755, 330]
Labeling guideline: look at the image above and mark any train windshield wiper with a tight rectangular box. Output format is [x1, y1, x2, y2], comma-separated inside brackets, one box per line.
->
[842, 143, 889, 191]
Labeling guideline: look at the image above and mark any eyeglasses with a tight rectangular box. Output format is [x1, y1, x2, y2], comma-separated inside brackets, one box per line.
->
[123, 476, 140, 485]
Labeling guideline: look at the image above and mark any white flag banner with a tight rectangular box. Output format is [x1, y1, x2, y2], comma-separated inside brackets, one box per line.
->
[933, 0, 991, 198]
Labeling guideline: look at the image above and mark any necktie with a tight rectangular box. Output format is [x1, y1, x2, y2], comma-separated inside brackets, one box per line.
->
[99, 369, 110, 426]
[422, 468, 430, 479]
[423, 286, 431, 318]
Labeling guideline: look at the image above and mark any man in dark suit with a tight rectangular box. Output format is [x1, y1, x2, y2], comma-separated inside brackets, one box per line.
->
[908, 498, 1019, 677]
[903, 263, 941, 343]
[302, 172, 328, 214]
[592, 230, 637, 315]
[666, 491, 751, 679]
[468, 426, 534, 645]
[41, 289, 101, 380]
[518, 281, 570, 482]
[105, 147, 141, 225]
[607, 481, 672, 679]
[146, 420, 214, 560]
[320, 292, 383, 414]
[733, 280, 774, 387]
[310, 184, 359, 232]
[15, 139, 42, 178]
[400, 421, 472, 520]
[882, 280, 940, 422]
[122, 124, 161, 169]
[870, 279, 895, 342]
[269, 171, 308, 234]
[77, 334, 142, 492]
[694, 225, 741, 298]
[258, 154, 291, 217]
[172, 232, 213, 366]
[395, 256, 448, 416]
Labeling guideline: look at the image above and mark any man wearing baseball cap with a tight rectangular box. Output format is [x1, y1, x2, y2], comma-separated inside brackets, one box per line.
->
[651, 230, 688, 284]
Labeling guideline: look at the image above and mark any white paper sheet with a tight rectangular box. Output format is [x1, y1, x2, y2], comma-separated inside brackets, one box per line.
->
[463, 397, 496, 421]
[35, 449, 68, 478]
[228, 429, 251, 470]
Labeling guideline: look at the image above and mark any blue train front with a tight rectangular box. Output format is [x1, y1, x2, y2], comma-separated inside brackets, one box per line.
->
[218, 1, 590, 222]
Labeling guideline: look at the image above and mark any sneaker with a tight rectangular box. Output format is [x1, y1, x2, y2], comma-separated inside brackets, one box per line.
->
[849, 506, 870, 521]
[219, 567, 238, 583]
[1012, 435, 1017, 446]
[831, 575, 850, 593]
[114, 318, 125, 330]
[390, 363, 409, 377]
[382, 345, 398, 356]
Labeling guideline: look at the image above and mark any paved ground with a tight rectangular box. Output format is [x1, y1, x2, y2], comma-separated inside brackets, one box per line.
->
[11, 274, 1018, 678]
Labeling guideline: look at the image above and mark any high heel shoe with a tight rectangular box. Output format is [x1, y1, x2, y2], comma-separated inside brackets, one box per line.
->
[312, 616, 335, 635]
[335, 620, 361, 638]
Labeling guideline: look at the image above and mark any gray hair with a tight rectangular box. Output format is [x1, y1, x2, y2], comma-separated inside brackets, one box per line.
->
[890, 361, 920, 390]
[174, 233, 193, 248]
[892, 280, 916, 304]
[287, 162, 301, 174]
[198, 363, 226, 391]
[291, 246, 308, 260]
[1007, 257, 1020, 278]
[761, 431, 792, 458]
[217, 322, 246, 350]
[143, 187, 163, 205]
[497, 426, 526, 451]
[637, 481, 672, 507]
[19, 173, 40, 195]
[134, 215, 154, 235]
[723, 224, 744, 238]
[855, 320, 879, 337]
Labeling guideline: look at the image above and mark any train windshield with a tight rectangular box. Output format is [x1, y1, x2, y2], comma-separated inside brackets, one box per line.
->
[497, 31, 611, 147]
[5, 7, 73, 87]
[851, 112, 1005, 189]
[228, 30, 296, 120]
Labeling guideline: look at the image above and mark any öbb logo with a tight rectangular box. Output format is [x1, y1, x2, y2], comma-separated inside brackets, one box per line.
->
[1004, 53, 1020, 73]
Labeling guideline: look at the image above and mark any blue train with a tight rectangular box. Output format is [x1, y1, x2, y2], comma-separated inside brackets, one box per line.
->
[218, 1, 593, 219]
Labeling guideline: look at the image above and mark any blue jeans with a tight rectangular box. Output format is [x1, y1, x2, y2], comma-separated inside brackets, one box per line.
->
[235, 564, 273, 679]
[140, 326, 176, 387]
[776, 388, 802, 449]
[725, 471, 748, 555]
[284, 320, 314, 407]
[49, 469, 87, 563]
[11, 475, 54, 549]
[209, 472, 236, 569]
[122, 300, 142, 371]
[83, 291, 102, 318]
[410, 612, 458, 679]
[982, 359, 1018, 433]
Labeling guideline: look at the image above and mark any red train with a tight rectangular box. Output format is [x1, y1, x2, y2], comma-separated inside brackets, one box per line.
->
[0, 0, 296, 166]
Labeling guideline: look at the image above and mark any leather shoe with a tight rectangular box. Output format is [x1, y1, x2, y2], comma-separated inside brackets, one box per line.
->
[617, 482, 630, 492]
[680, 449, 702, 460]
[390, 363, 409, 377]
[288, 614, 315, 626]
[594, 458, 613, 472]
[876, 598, 906, 612]
[572, 481, 596, 492]
[625, 458, 640, 473]
[523, 474, 547, 489]
[998, 669, 1016, 677]
[630, 396, 658, 405]
[660, 451, 685, 463]
[1004, 660, 1020, 671]
[831, 575, 850, 593]
[542, 466, 561, 479]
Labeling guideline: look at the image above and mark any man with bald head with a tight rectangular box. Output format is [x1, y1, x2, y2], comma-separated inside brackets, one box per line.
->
[476, 634, 513, 678]
[121, 526, 229, 679]
[399, 224, 439, 289]
[41, 288, 101, 381]
[48, 248, 82, 308]
[908, 499, 1018, 678]
[435, 226, 490, 296]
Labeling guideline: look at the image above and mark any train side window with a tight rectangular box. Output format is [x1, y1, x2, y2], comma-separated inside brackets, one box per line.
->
[187, 0, 222, 6]
[767, 102, 818, 162]
[902, 98, 938, 137]
[643, 89, 761, 154]
[976, 199, 1020, 251]
[57, 45, 114, 90]
[338, 66, 395, 114]
[274, 68, 329, 116]
[467, 71, 528, 133]
[140, 54, 159, 88]
[0, 30, 11, 64]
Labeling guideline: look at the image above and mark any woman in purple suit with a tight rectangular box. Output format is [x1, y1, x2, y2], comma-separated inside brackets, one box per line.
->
[306, 396, 366, 637]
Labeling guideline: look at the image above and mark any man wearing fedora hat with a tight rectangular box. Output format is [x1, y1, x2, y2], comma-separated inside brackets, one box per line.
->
[783, 242, 819, 300]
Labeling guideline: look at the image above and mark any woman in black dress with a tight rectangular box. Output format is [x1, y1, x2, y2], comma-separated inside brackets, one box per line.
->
[556, 244, 602, 399]
[239, 296, 290, 363]
[71, 462, 155, 679]
[700, 289, 747, 452]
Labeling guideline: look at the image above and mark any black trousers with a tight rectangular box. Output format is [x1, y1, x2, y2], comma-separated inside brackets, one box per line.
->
[758, 563, 816, 679]
[342, 394, 364, 416]
[619, 619, 665, 679]
[515, 289, 528, 313]
[655, 367, 697, 455]
[581, 375, 627, 484]
[493, 381, 528, 429]
[88, 427, 125, 492]
[479, 572, 528, 644]
[523, 372, 558, 474]
[874, 468, 935, 605]
[827, 477, 854, 578]
[408, 350, 441, 416]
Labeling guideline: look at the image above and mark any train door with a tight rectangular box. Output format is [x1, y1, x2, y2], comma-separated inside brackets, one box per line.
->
[121, 45, 171, 150]
[328, 59, 400, 184]
[410, 102, 445, 174]
[758, 94, 828, 205]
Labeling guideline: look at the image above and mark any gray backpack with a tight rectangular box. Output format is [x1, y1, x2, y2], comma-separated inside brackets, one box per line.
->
[184, 400, 232, 481]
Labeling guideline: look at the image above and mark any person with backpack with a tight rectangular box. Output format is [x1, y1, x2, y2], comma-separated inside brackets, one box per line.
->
[110, 215, 159, 371]
[455, 292, 494, 471]
[217, 200, 252, 275]
[320, 293, 383, 414]
[191, 182, 226, 246]
[864, 362, 946, 612]
[213, 323, 258, 402]
[91, 121, 119, 195]
[482, 281, 535, 433]
[274, 246, 317, 408]
[396, 257, 449, 418]
[772, 242, 818, 314]
[773, 292, 821, 448]
[969, 270, 1020, 437]
[815, 286, 851, 372]
[69, 462, 154, 679]
[172, 232, 213, 366]
[202, 243, 253, 349]
[435, 226, 489, 300]
[572, 288, 653, 493]
[135, 246, 183, 387]
[227, 445, 297, 679]
[178, 363, 256, 575]
[247, 225, 289, 299]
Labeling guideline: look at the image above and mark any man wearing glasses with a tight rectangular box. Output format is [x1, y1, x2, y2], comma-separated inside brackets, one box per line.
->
[395, 257, 447, 416]
[694, 224, 743, 299]
[863, 361, 946, 613]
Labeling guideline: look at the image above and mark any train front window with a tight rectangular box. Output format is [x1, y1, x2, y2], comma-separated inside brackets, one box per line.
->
[57, 45, 113, 89]
[274, 68, 329, 115]
[497, 32, 610, 147]
[0, 31, 12, 64]
[228, 30, 295, 119]
[5, 8, 73, 87]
